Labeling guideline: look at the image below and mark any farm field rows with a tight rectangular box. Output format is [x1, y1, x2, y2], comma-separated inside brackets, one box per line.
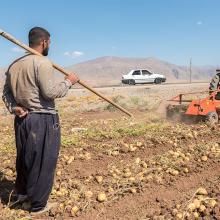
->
[0, 109, 219, 220]
[0, 83, 219, 219]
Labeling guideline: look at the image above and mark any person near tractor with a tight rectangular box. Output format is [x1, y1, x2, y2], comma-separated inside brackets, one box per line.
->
[2, 27, 78, 214]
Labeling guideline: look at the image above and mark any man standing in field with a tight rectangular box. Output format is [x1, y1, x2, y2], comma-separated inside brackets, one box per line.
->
[2, 27, 78, 213]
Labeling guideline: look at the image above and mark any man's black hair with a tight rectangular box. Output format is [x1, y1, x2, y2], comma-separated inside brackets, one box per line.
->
[28, 27, 50, 47]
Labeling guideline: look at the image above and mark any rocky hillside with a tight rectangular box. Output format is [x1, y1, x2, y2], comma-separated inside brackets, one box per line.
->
[68, 56, 216, 86]
[0, 56, 217, 87]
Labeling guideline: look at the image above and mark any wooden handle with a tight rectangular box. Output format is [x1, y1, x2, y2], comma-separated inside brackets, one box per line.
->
[0, 29, 133, 117]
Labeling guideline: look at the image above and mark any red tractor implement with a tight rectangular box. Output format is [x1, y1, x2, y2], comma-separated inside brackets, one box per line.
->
[167, 70, 220, 125]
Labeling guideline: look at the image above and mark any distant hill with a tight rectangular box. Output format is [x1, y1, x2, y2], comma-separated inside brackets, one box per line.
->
[0, 56, 218, 87]
[0, 68, 5, 78]
[0, 68, 5, 87]
[67, 56, 216, 86]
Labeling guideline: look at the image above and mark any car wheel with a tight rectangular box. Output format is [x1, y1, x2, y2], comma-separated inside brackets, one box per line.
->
[155, 78, 162, 84]
[129, 79, 135, 85]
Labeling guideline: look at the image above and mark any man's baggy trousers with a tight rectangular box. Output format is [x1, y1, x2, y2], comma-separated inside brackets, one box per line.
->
[14, 113, 60, 211]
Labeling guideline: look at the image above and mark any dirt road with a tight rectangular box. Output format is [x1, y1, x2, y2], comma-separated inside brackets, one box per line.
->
[69, 82, 209, 97]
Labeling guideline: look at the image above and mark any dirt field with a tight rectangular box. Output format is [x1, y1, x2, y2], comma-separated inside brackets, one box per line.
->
[0, 83, 219, 220]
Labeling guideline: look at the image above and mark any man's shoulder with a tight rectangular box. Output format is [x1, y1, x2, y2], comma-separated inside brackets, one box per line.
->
[23, 54, 53, 70]
[28, 54, 52, 66]
[8, 54, 52, 71]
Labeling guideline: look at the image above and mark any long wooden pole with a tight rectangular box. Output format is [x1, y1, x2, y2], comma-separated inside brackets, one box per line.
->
[0, 29, 133, 117]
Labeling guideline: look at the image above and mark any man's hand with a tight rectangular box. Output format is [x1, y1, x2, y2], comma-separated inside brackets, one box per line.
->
[13, 107, 28, 118]
[65, 73, 79, 85]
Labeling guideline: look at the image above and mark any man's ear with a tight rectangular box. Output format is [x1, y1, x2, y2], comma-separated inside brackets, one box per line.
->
[37, 40, 43, 49]
[42, 40, 46, 49]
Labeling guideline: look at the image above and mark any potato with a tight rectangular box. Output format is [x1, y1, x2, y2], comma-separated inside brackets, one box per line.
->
[155, 176, 163, 183]
[184, 157, 190, 161]
[56, 170, 62, 176]
[188, 203, 196, 211]
[176, 213, 183, 219]
[124, 168, 130, 173]
[112, 173, 118, 178]
[84, 190, 93, 199]
[95, 175, 103, 183]
[170, 169, 179, 176]
[197, 187, 208, 195]
[108, 187, 114, 193]
[3, 159, 11, 164]
[130, 188, 137, 194]
[64, 200, 72, 206]
[193, 199, 201, 209]
[59, 203, 64, 209]
[63, 155, 69, 161]
[146, 175, 153, 181]
[17, 210, 25, 216]
[193, 211, 199, 218]
[112, 151, 119, 156]
[56, 191, 63, 196]
[129, 146, 137, 152]
[123, 172, 132, 178]
[209, 199, 217, 208]
[176, 204, 181, 209]
[135, 157, 141, 164]
[67, 156, 74, 164]
[71, 206, 79, 216]
[173, 152, 180, 157]
[136, 141, 143, 147]
[199, 204, 206, 212]
[172, 208, 178, 215]
[5, 169, 13, 176]
[97, 193, 107, 202]
[140, 161, 148, 168]
[157, 167, 162, 172]
[51, 189, 57, 195]
[169, 150, 175, 155]
[60, 187, 68, 194]
[84, 152, 91, 160]
[115, 169, 121, 174]
[129, 177, 136, 182]
[201, 155, 208, 162]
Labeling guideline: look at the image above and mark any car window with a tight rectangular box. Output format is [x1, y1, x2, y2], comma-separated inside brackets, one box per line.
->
[132, 70, 141, 75]
[142, 70, 151, 75]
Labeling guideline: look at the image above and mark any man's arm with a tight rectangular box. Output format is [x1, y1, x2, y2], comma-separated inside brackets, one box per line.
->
[37, 59, 78, 100]
[2, 72, 28, 117]
[2, 72, 17, 114]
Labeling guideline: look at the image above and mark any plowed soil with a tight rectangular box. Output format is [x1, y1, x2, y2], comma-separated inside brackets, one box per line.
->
[0, 109, 219, 220]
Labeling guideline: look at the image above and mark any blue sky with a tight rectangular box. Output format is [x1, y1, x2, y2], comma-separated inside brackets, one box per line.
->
[0, 0, 220, 67]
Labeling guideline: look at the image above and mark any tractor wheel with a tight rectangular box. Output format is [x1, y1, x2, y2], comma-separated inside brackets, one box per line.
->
[209, 74, 220, 92]
[206, 112, 219, 125]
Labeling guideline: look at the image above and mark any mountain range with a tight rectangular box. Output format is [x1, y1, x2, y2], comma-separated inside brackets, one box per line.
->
[0, 56, 218, 87]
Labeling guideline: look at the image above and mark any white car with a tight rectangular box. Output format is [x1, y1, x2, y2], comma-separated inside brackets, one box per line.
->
[121, 69, 166, 85]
